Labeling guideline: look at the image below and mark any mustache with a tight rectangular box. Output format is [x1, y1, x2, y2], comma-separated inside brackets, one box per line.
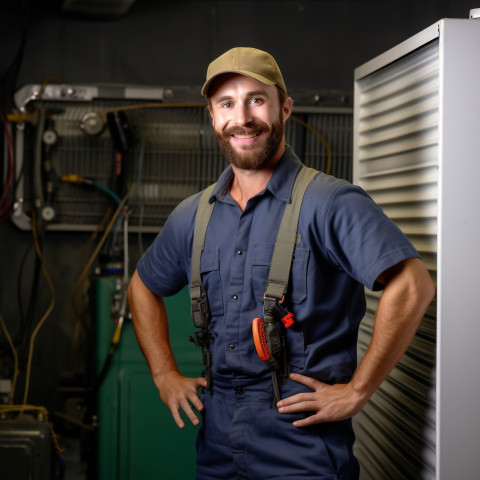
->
[222, 120, 270, 137]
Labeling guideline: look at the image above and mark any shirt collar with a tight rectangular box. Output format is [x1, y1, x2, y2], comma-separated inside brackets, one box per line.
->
[209, 145, 303, 204]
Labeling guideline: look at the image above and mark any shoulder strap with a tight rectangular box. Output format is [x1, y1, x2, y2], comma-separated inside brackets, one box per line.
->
[190, 183, 216, 328]
[264, 166, 318, 301]
[190, 167, 316, 389]
[191, 166, 318, 311]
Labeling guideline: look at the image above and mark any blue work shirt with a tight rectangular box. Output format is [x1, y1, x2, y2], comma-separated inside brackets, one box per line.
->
[137, 146, 419, 384]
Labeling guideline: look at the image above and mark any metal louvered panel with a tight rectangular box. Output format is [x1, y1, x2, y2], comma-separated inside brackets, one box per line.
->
[353, 37, 439, 480]
[354, 17, 480, 480]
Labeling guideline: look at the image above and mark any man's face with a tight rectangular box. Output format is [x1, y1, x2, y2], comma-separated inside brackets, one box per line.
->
[208, 74, 291, 170]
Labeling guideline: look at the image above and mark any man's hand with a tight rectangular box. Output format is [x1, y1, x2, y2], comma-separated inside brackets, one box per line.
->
[128, 271, 208, 429]
[277, 257, 435, 428]
[276, 373, 365, 427]
[154, 371, 208, 429]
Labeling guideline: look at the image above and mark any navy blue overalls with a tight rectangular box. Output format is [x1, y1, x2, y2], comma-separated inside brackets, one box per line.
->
[137, 147, 419, 480]
[196, 375, 359, 479]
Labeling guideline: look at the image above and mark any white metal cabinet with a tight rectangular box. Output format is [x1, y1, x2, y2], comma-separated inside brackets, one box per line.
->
[353, 17, 480, 480]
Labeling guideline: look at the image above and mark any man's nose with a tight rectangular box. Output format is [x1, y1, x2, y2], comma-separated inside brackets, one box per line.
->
[233, 103, 252, 126]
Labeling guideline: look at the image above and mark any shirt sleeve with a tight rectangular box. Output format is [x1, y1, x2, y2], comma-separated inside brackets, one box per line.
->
[136, 194, 199, 297]
[323, 184, 420, 291]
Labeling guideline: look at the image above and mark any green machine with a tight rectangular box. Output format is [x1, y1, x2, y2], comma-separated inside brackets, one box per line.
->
[94, 276, 200, 479]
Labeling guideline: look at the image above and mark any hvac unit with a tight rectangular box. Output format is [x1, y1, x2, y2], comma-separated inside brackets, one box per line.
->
[11, 84, 353, 233]
[353, 12, 480, 480]
[0, 414, 52, 480]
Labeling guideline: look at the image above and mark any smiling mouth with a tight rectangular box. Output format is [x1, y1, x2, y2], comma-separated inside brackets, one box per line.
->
[232, 132, 261, 139]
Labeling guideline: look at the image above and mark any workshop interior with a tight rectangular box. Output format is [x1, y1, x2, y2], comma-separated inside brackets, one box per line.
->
[0, 1, 479, 479]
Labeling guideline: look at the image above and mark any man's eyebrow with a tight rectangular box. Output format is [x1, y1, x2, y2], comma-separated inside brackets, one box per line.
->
[213, 95, 233, 105]
[246, 90, 268, 97]
[213, 90, 269, 105]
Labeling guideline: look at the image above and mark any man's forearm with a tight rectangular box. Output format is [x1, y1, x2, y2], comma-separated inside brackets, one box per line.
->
[277, 257, 435, 426]
[128, 270, 179, 380]
[128, 270, 207, 428]
[351, 257, 435, 402]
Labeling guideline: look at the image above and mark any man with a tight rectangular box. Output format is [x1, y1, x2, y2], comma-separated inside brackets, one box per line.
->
[128, 47, 435, 479]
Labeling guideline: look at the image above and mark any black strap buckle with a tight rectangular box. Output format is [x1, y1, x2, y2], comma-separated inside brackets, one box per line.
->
[188, 328, 213, 388]
[191, 286, 211, 329]
[263, 296, 290, 385]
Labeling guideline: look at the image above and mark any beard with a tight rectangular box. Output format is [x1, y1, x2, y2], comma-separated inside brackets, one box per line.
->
[213, 113, 284, 170]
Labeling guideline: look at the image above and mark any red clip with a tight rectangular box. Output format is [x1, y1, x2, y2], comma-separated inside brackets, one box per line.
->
[281, 313, 295, 328]
[116, 152, 122, 175]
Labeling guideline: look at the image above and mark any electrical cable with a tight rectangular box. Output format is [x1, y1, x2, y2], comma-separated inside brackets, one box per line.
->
[53, 410, 95, 431]
[0, 106, 15, 222]
[129, 114, 145, 206]
[0, 404, 48, 417]
[70, 186, 132, 347]
[0, 0, 27, 113]
[291, 114, 333, 175]
[60, 174, 122, 206]
[33, 108, 47, 212]
[93, 181, 122, 206]
[60, 173, 122, 343]
[75, 207, 114, 344]
[39, 75, 66, 95]
[0, 213, 55, 415]
[21, 211, 55, 407]
[20, 225, 44, 356]
[15, 221, 47, 344]
[84, 209, 130, 426]
[130, 116, 146, 254]
[104, 102, 205, 114]
[0, 313, 19, 405]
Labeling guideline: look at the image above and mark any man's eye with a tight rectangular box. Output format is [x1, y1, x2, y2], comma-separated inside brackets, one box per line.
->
[250, 97, 263, 104]
[221, 102, 232, 109]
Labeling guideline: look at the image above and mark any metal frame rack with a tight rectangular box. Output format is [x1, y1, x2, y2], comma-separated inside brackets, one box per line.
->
[11, 84, 353, 233]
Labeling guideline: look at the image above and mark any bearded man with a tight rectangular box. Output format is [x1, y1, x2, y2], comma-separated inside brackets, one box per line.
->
[128, 47, 435, 479]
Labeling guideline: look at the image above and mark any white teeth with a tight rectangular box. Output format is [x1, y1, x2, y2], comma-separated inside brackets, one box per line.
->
[233, 133, 257, 139]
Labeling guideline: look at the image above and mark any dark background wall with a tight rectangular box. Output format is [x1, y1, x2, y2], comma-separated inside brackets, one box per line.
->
[0, 0, 475, 408]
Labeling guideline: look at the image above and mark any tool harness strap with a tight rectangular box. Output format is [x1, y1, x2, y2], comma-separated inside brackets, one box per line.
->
[190, 165, 318, 327]
[190, 182, 216, 329]
[264, 166, 318, 300]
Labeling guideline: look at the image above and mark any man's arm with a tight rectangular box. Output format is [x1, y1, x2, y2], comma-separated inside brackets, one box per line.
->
[277, 257, 435, 426]
[128, 270, 207, 428]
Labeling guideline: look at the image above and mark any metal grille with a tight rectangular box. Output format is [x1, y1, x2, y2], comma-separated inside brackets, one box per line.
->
[13, 90, 352, 232]
[353, 40, 439, 479]
[18, 100, 223, 231]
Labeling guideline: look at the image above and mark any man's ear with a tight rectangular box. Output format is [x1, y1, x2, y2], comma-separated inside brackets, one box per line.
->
[283, 97, 293, 122]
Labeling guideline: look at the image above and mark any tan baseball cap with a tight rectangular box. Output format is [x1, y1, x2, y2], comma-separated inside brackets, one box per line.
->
[201, 47, 287, 97]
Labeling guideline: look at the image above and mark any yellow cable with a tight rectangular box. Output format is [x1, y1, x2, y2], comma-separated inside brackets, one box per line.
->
[0, 313, 19, 405]
[291, 115, 333, 175]
[71, 186, 132, 346]
[21, 213, 56, 407]
[104, 102, 205, 114]
[61, 174, 84, 183]
[7, 113, 27, 123]
[0, 404, 48, 416]
[71, 207, 113, 354]
[111, 321, 124, 347]
[40, 75, 66, 89]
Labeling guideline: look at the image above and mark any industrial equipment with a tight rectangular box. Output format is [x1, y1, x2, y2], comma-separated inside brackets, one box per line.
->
[353, 11, 480, 480]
